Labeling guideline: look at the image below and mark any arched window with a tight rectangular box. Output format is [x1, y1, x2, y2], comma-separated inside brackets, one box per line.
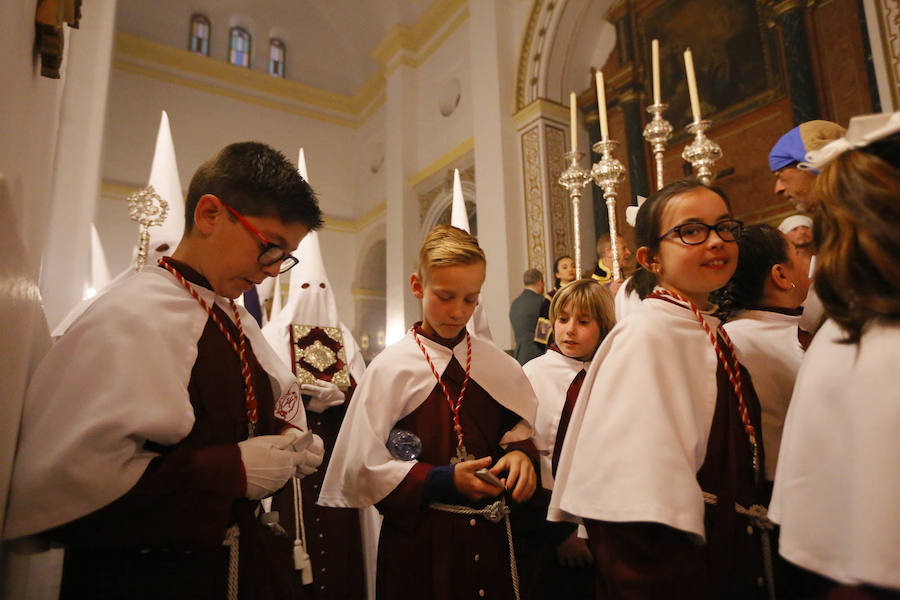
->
[188, 14, 210, 56]
[229, 27, 251, 68]
[268, 39, 285, 78]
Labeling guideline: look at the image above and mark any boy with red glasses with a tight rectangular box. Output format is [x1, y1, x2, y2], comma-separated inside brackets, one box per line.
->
[5, 142, 325, 599]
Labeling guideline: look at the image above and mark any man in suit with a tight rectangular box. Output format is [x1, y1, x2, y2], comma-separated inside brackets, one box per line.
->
[509, 268, 545, 365]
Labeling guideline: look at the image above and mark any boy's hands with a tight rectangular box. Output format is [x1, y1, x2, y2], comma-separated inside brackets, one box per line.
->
[453, 457, 504, 501]
[451, 451, 537, 503]
[490, 450, 536, 503]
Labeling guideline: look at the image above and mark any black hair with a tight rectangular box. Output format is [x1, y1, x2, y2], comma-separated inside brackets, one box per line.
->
[184, 141, 322, 232]
[626, 179, 731, 299]
[714, 224, 790, 321]
[552, 255, 573, 288]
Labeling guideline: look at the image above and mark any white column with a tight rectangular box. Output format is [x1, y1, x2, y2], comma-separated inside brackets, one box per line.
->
[384, 63, 421, 344]
[39, 0, 118, 331]
[468, 0, 524, 349]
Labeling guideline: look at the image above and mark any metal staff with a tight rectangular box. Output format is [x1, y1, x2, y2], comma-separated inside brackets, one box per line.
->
[643, 103, 674, 191]
[558, 151, 592, 274]
[127, 185, 168, 270]
[591, 140, 626, 282]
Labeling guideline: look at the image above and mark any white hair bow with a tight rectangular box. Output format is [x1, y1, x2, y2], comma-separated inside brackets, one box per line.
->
[802, 111, 900, 170]
[625, 195, 647, 227]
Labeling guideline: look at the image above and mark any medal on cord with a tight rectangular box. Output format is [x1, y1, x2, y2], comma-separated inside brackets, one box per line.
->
[411, 326, 475, 463]
[160, 259, 259, 436]
[648, 288, 761, 481]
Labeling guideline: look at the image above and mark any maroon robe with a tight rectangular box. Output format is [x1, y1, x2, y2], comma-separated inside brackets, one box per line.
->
[374, 325, 540, 600]
[271, 380, 366, 600]
[47, 260, 295, 600]
[523, 362, 595, 600]
[585, 337, 769, 599]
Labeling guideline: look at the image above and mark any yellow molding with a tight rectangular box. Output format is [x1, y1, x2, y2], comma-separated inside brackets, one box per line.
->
[101, 181, 141, 198]
[513, 98, 571, 129]
[371, 0, 468, 67]
[354, 202, 388, 231]
[407, 138, 474, 187]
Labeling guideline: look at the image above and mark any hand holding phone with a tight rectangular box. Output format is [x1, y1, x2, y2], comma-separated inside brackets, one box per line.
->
[474, 467, 504, 488]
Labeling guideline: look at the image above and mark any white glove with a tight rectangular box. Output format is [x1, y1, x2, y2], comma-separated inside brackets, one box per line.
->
[282, 428, 325, 477]
[301, 380, 345, 413]
[238, 434, 304, 500]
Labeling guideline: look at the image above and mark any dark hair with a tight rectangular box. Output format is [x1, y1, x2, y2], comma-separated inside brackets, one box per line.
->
[552, 255, 573, 288]
[523, 268, 543, 286]
[715, 224, 790, 321]
[627, 179, 731, 299]
[813, 133, 900, 343]
[185, 142, 322, 232]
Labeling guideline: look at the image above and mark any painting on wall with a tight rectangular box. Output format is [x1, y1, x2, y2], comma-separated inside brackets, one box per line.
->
[639, 0, 783, 131]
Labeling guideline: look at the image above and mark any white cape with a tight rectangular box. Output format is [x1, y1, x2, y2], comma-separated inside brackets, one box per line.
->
[549, 296, 720, 541]
[723, 309, 803, 480]
[318, 330, 538, 508]
[769, 319, 900, 590]
[5, 265, 305, 539]
[522, 350, 588, 490]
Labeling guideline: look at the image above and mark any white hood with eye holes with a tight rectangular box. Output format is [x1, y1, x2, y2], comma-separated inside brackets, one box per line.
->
[262, 230, 365, 382]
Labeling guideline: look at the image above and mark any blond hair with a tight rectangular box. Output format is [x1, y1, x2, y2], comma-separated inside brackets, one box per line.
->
[549, 279, 616, 335]
[417, 225, 486, 279]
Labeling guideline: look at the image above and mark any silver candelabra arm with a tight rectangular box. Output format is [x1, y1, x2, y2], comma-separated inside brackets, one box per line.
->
[642, 103, 674, 191]
[558, 151, 592, 276]
[127, 185, 168, 270]
[590, 140, 626, 282]
[681, 120, 723, 185]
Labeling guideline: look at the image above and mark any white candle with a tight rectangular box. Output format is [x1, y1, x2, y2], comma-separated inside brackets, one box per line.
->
[652, 39, 661, 105]
[684, 48, 701, 123]
[595, 71, 609, 141]
[570, 92, 577, 153]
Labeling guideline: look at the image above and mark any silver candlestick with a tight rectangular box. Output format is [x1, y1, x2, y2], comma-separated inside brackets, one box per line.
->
[127, 185, 168, 270]
[558, 151, 592, 275]
[682, 119, 723, 185]
[591, 139, 626, 282]
[642, 103, 674, 191]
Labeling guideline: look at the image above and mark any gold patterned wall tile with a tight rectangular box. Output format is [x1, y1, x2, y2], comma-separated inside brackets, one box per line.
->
[521, 126, 546, 272]
[544, 124, 571, 262]
[877, 0, 900, 108]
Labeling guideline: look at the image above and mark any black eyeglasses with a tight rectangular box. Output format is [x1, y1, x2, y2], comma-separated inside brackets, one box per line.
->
[222, 203, 299, 273]
[658, 219, 744, 245]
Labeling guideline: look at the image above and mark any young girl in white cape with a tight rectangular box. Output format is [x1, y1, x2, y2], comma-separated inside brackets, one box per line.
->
[522, 278, 615, 598]
[769, 113, 900, 595]
[549, 180, 771, 598]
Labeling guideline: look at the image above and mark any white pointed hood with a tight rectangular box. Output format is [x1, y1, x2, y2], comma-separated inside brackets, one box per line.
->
[298, 148, 308, 182]
[262, 231, 364, 382]
[148, 110, 184, 246]
[450, 169, 493, 342]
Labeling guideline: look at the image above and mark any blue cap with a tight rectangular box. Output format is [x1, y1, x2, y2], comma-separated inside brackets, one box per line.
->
[768, 127, 806, 172]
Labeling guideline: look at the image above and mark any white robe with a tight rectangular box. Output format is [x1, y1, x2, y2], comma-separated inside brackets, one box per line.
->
[769, 319, 900, 590]
[549, 295, 721, 542]
[723, 309, 804, 480]
[522, 350, 589, 490]
[318, 329, 538, 508]
[5, 264, 304, 540]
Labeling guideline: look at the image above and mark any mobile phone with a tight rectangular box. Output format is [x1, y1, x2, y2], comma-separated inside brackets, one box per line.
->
[475, 467, 504, 488]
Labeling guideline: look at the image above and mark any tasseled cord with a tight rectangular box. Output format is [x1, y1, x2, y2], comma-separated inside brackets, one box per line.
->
[292, 476, 313, 585]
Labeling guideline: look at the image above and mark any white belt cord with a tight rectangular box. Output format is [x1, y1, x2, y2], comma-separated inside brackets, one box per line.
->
[292, 476, 313, 585]
[429, 499, 520, 600]
[222, 524, 240, 600]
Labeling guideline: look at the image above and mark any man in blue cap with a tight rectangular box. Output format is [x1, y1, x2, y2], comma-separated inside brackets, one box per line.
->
[769, 120, 845, 213]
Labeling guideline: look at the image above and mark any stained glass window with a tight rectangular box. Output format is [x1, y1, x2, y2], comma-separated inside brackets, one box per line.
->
[229, 27, 251, 68]
[189, 14, 210, 56]
[269, 39, 285, 77]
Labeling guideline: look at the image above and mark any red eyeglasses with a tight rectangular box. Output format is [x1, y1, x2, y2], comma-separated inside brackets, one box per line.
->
[222, 202, 299, 273]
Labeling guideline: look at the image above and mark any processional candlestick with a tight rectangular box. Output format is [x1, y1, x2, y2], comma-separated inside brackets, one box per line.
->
[558, 152, 592, 274]
[642, 103, 674, 191]
[127, 185, 168, 270]
[682, 119, 723, 185]
[591, 139, 626, 282]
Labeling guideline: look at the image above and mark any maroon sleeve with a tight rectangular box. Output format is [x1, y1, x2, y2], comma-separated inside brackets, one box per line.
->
[584, 519, 713, 600]
[46, 444, 246, 550]
[374, 461, 434, 532]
